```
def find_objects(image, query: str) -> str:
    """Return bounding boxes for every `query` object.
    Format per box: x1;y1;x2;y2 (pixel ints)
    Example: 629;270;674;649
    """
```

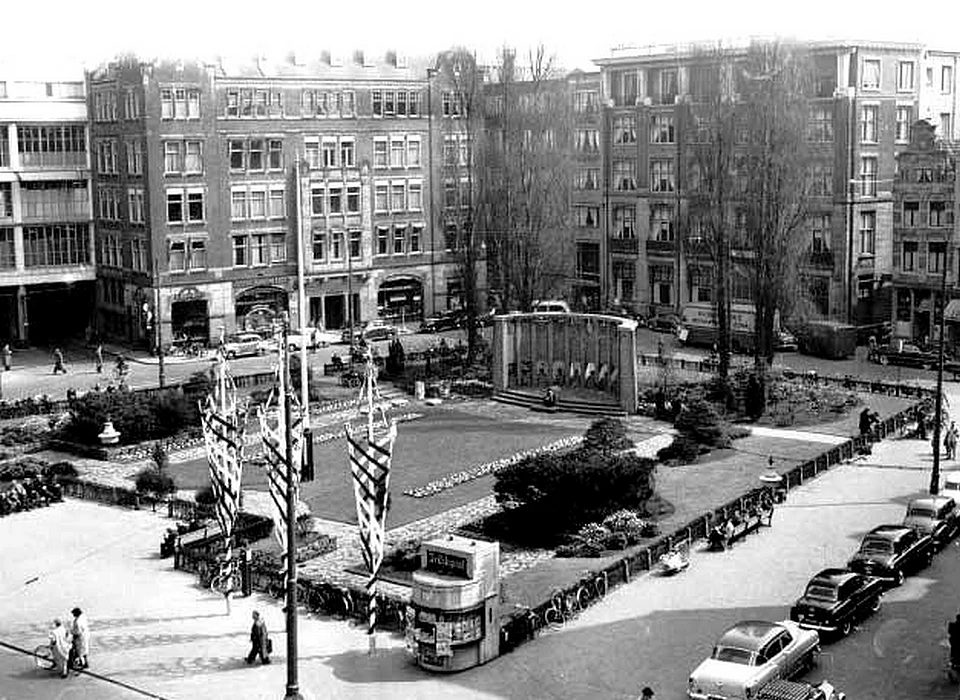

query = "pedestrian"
94;344;103;374
2;343;11;371
69;607;90;670
246;610;271;665
948;422;959;460
52;348;66;375
657;339;664;361
638;687;655;700
48;618;70;678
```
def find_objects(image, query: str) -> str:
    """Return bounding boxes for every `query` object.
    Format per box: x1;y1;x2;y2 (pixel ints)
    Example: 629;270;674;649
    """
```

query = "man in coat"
246;610;270;664
48;619;70;678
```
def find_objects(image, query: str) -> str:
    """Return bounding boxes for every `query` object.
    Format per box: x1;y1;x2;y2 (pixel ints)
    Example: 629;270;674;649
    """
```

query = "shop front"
235;285;289;335
377;276;424;325
170;287;209;343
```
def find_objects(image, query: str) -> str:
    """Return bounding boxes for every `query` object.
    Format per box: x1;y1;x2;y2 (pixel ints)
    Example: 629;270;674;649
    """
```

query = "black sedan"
789;568;884;638
867;342;937;368
419;311;465;333
847;524;934;586
646;313;680;334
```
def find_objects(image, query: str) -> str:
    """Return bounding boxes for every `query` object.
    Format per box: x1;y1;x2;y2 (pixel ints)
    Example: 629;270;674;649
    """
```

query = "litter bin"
241;548;252;597
414;380;426;400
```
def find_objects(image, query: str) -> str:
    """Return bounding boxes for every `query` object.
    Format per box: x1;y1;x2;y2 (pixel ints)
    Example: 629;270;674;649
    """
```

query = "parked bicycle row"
0;474;63;517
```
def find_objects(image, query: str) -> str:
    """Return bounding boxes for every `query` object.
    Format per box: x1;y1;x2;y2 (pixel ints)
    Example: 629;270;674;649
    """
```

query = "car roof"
868;524;912;539
718;621;783;650
809;567;858;586
908;495;954;509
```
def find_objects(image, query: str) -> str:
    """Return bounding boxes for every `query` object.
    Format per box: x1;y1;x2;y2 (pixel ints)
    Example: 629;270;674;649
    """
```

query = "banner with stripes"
201;358;246;547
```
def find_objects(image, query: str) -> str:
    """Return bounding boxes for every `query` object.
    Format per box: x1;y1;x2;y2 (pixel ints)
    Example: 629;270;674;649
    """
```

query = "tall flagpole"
282;318;303;700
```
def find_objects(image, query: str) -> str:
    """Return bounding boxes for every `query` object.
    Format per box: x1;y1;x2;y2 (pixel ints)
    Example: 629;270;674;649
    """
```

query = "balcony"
19;152;86;169
609;237;639;255
646;239;676;254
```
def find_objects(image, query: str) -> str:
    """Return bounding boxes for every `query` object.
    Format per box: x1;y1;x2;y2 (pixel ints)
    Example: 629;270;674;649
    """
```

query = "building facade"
891;120;958;342
588;40;929;326
87;53;463;348
0;71;94;346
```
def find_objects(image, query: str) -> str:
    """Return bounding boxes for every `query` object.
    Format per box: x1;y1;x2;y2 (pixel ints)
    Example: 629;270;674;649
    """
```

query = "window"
929;242;946;273
164;142;182;174
574;90;600;113
271;234;286;263
168;240;186;271
161;87;201;119
125;139;143;175
896;106;912;142
340;138;355;167
312;231;326;261
232;190;247;220
941;113;952;138
124;88;141;120
331;231;343;260
927;67;935;87
251;234;267;265
97;139;119;175
167;191;183;223
930;200;952;227
613;116;636;144
248;139;264;171
249;190;266;219
575;129;600;153
859;156;878;196
613;160;637;191
575;205;600;228
267;139;282;170
903;200;920;226
575;167;600;191
328;185;342;214
652;204;674;241
346;185;360;214
18;126;85;168
860;105;878;142
443;181;457;209
185;140;202;173
808;107;834;142
0;184;11;218
391;183;405;211
229;140;245;170
97;188;121;221
269;188;285;218
127;188;145;224
310;186;324;216
688;266;712;303
862;59;881;89
859;211;876;255
187;190;205;222
374;183;388;212
374;139;388;168
190;239;206;270
372;90;383;117
390;138;405;168
442;91;464;117
410;224;422;252
408;182;422;210
376;226;389;255
943;65;954;93
810;214;830;252
305;139;320;168
232;236;247;266
810;163;833;196
407;137;422;167
902;241;918;271
898;61;915;91
22;223;90;267
409;90;421;117
649;265;672;304
613;205;635;239
393;226;405;254
651;160;675;192
322;139;337;168
650;115;674;144
384;90;396;117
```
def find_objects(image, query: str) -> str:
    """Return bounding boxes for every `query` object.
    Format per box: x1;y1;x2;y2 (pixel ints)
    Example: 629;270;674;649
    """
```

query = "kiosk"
409;535;500;672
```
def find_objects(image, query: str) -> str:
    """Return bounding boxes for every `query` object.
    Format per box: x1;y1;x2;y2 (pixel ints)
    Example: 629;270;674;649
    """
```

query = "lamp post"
931;250;950;495
426;66;438;318
294;158;312;479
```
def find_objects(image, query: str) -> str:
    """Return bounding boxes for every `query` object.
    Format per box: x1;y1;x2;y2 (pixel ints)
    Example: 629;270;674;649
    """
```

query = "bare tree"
482;45;572;311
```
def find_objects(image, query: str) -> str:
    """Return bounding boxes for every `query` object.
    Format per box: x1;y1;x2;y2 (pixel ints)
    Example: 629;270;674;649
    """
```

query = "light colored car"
283;328;328;352
532;299;571;314
902;495;959;548
943;472;960;498
222;332;268;359
688;620;820;700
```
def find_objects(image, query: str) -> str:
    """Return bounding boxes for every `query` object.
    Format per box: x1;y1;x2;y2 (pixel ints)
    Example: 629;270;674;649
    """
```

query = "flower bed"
403;435;584;499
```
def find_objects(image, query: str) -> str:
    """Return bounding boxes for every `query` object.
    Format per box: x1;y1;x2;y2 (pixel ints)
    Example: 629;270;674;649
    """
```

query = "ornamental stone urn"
98;419;121;445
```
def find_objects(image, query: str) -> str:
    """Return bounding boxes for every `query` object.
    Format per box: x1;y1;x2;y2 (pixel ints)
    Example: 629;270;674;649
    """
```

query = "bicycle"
32;643;55;671
575;570;609;611
542;588;579;629
210;560;242;595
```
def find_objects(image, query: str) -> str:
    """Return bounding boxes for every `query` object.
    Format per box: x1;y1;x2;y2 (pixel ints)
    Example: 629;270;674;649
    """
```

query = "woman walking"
70;607;90;670
48;619;70;678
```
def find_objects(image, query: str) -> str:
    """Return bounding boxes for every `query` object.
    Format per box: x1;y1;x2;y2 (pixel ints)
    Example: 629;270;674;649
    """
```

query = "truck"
794;321;857;360
677;302;769;354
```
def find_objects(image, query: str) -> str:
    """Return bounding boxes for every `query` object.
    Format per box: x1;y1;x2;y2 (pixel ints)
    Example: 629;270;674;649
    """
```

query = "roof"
908;495;954;508
869;524;911;539
810;568;857;585
718;621;782;651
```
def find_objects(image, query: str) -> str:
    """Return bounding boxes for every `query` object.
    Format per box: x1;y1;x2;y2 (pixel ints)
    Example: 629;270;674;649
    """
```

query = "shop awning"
945;299;960;322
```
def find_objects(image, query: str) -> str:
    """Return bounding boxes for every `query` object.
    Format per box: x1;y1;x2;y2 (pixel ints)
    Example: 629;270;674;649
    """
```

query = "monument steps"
492;388;627;417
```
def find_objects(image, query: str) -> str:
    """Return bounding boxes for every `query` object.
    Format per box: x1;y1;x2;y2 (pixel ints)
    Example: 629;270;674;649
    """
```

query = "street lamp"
931;248;951;495
294;158;312;481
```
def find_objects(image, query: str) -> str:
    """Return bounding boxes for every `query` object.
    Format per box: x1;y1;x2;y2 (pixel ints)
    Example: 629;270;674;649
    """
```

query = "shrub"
657;435;704;463
59;388;199;445
46;461;78;479
151;441;169;473
582;418;634;456
134;468;177;500
675;399;728;448
602;531;629;550
576;522;610;545
555;540;603;558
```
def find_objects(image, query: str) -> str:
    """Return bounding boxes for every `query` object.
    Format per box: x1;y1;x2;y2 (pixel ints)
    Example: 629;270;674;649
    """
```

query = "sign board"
425;550;469;579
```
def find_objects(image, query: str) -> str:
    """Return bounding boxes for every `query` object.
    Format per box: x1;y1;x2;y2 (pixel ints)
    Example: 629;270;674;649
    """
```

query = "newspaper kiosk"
409;535;500;672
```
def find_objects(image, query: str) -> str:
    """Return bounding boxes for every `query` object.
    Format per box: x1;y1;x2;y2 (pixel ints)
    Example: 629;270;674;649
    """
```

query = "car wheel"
870;595;881;613
226;351;236;360
257;347;265;356
839;620;852;637
879;355;889;365
894;569;905;586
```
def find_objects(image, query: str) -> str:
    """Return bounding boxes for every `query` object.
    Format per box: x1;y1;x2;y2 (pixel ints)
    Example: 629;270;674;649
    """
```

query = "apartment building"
87;53;460;348
0;70;94;346
919;50;959;142
590;40;925;325
569;71;604;311
891;119;958;342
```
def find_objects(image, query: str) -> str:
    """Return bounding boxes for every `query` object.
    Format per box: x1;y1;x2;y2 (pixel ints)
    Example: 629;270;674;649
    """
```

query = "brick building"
87;53;463;348
0;69;94;346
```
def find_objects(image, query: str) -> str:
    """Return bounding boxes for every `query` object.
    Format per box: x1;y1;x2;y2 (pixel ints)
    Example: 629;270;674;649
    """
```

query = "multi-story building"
919;50;960;142
590;40;926;325
0;69;94;346
87;53;462;347
891;119;958;342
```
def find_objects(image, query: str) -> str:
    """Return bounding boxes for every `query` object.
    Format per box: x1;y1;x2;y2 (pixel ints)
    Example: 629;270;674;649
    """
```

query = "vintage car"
687;620;820;700
847;524;934;585
867;342;937;368
775;330;799;352
419;310;466;333
221;332;268;359
902;495;960;548
755;679;846;700
647;312;681;334
789;568;884;638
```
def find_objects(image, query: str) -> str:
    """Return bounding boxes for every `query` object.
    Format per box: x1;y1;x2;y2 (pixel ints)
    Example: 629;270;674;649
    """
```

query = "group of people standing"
47;607;90;678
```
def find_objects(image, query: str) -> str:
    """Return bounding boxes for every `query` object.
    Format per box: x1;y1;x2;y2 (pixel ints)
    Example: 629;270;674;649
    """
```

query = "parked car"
902;495;960;549
775;330;799;352
532;299;571;314
847;524;934;585
647;313;681;334
362;322;399;342
755;679;846;700
222;332;268;359
420;311;465;333
789;568;884;638
943;471;960;498
687;620;820;700
867;341;937;368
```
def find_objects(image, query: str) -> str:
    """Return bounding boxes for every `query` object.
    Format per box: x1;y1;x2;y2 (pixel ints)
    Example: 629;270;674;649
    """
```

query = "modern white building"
0;67;94;346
